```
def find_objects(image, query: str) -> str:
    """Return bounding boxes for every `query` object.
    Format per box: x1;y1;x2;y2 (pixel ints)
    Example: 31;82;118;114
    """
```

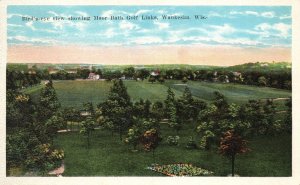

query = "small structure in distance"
88;73;100;80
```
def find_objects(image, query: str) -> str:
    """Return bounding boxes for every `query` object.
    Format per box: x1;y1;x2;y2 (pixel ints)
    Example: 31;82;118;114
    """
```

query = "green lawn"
54;123;291;176
24;80;291;109
20;80;292;176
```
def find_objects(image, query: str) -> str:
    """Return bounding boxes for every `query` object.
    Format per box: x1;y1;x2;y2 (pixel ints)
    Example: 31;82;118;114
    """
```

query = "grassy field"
54;123;291;176
19;80;292;176
24;80;291;109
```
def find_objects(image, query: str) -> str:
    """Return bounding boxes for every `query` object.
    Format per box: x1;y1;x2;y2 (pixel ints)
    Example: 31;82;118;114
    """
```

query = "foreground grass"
25;80;291;108
54;123;291;176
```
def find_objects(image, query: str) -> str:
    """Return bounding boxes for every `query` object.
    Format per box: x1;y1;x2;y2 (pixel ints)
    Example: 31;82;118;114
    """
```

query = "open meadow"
24;80;291;109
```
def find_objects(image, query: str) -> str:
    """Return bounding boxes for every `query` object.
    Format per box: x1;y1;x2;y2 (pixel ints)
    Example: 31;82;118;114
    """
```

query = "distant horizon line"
7;61;291;67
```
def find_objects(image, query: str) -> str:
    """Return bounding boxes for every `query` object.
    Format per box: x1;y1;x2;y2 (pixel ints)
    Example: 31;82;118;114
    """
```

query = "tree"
148;76;156;84
218;75;228;83
158;76;165;84
125;125;141;151
63;107;81;131
191;99;207;120
212;91;229;120
176;86;194;121
144;99;151;118
6;128;64;173
182;77;188;83
77;68;90;79
100;79;132;140
140;128;162;162
123;67;135;79
45;114;64;144
96;69;103;77
151;101;164;122
197;102;251;150
242;100;265;135
6;91;35;128
168;101;181;134
80;116;96;148
196;121;216;150
135;69;150;81
219;130;249;176
133;99;145;118
83;102;95;116
38;80;61;121
284;97;292;133
263;99;276;134
164;87;176;119
258;76;267;86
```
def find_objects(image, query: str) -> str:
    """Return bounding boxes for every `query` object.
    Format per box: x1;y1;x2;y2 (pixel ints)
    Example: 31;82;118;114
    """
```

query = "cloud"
25;21;36;31
8;23;23;28
103;28;117;38
255;23;291;38
46;10;88;31
8;35;59;45
157;10;167;14
207;11;225;17
209;24;236;35
135;10;152;16
244;11;259;16
119;20;139;30
169;35;262;47
48;11;59;16
212;36;262;46
279;15;291;20
261;12;275;18
153;21;169;30
73;22;87;31
272;23;291;38
230;11;276;18
24;21;59;33
8;13;31;19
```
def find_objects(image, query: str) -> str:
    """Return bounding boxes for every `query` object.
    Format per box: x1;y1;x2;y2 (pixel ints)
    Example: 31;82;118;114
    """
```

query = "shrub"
25;143;64;171
166;136;180;146
125;126;141;150
186;136;197;149
7;129;64;173
182;77;188;83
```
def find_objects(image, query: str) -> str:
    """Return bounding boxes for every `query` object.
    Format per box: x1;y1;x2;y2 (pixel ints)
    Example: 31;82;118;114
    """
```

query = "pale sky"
7;6;291;66
8;45;290;66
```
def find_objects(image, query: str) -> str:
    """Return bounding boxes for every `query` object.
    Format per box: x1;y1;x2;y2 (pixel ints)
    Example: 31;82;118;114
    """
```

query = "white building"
88;73;100;80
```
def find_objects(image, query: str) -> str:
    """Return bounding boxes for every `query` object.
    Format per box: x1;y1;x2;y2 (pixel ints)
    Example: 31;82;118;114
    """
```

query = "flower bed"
147;163;213;176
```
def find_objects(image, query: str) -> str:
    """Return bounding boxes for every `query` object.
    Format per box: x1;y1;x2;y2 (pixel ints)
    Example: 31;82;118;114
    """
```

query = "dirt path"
48;161;65;176
261;98;290;101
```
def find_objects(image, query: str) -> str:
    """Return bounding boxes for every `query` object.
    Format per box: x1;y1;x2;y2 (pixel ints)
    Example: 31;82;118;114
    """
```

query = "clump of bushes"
7;129;64;174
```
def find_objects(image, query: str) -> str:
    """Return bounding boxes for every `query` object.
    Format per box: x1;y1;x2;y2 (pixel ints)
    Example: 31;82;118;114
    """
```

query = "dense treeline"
7;62;291;90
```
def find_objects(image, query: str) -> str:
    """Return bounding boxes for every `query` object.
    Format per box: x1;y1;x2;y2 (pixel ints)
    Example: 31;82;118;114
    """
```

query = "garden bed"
147;163;213;176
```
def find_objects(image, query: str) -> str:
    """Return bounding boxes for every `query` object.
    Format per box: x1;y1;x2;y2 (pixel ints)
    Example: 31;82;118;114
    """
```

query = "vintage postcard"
1;0;300;185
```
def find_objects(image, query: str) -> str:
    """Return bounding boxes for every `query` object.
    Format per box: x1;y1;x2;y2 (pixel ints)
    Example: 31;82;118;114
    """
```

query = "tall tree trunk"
231;154;235;177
